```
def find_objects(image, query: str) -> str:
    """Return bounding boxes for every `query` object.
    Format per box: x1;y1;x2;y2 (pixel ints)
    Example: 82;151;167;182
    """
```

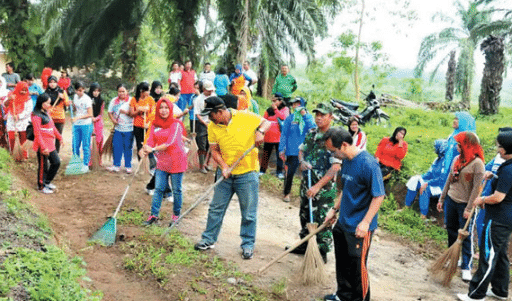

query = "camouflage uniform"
298;128;340;255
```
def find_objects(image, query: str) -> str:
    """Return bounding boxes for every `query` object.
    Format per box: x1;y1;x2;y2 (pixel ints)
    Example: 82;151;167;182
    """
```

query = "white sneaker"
39;187;54;194
45;183;56;190
487;288;507;300
462;269;472;282
457;293;485;301
81;165;90;173
126;167;133;174
145;188;154;196
107;166;120;172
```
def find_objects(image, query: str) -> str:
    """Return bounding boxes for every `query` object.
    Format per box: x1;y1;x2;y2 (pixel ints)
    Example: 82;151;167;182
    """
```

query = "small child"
71;81;93;173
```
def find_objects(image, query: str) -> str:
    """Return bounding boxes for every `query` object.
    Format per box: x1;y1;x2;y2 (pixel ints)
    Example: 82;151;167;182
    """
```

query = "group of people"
2;60;512;301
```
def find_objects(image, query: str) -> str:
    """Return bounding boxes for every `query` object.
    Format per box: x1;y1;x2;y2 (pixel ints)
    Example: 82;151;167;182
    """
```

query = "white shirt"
193;93;216;123
169;71;182;88
243;69;257;92
108;97;133;132
199;71;216;83
73;93;92;125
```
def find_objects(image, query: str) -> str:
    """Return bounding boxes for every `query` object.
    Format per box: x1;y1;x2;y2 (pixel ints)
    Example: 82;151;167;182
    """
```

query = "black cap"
200;96;226;116
274;92;284;99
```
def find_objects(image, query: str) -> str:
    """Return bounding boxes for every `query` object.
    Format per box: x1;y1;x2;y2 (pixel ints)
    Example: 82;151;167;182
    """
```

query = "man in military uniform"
290;102;341;262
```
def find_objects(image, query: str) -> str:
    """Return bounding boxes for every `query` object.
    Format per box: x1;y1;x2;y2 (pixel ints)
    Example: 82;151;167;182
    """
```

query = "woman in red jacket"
32;93;63;194
375;126;408;181
260;93;289;178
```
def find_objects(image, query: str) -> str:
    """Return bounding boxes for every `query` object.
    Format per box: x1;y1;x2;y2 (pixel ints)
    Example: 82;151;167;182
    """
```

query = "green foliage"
0;246;102;300
0;149;12;193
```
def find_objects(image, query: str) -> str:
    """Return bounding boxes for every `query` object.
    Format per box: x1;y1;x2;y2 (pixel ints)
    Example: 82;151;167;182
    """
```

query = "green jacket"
272;74;297;98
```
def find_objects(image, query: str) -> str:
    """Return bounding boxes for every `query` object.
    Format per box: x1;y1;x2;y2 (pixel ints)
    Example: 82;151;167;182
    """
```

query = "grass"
0;148;102;300
120;226;275;300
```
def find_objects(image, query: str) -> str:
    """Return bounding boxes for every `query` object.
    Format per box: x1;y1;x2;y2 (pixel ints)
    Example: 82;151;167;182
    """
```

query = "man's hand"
306;184;321;198
279;151;286;162
419;183;428;195
437;200;444;212
300;160;312;171
355;220;369;238
255;131;264;147
484;171;494;180
324;209;338;226
474;196;485;208
221;166;231;179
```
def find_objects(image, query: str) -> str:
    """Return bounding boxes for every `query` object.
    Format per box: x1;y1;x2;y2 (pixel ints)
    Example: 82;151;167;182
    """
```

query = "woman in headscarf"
437;131;485;282
237;86;258;113
405;139;447;219
31;93;63;194
229;64;251;96
129;82;155;162
45;75;69;152
150;81;163;102
375;126;408;181
444;111;476;176
4;81;32;160
88;82;104;164
140;97;187;225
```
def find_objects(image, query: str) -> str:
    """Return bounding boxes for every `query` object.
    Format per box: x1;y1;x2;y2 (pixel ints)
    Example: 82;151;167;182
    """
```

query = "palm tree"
414;0;511;107
445;50;457;101
478;35;505;114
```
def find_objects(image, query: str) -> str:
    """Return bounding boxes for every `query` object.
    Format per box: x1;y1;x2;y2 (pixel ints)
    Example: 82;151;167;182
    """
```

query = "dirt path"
14;123;471;301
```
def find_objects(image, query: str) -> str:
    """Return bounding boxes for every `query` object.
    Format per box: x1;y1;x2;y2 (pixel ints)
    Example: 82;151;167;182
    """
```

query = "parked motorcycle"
330;88;390;126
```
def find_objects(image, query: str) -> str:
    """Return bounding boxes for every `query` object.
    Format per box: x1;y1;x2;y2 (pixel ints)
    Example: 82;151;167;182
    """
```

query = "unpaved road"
13;123;472;301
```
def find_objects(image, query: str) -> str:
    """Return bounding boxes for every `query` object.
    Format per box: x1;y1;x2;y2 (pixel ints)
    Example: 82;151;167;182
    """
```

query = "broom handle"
112;158;144;218
308;169;313;223
460;179;487;232
258;221;330;274
164;144;256;233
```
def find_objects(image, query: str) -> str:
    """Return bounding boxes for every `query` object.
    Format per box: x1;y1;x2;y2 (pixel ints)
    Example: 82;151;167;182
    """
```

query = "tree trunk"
237;0;250;64
354;0;365;102
445;50;456;101
478;35;505;115
121;26;141;84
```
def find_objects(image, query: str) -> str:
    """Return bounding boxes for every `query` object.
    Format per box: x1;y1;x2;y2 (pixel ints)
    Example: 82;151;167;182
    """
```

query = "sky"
298;0;510;74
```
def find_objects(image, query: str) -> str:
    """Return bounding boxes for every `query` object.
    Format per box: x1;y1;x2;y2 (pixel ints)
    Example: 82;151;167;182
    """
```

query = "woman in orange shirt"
129;82;155;161
375;126;408;181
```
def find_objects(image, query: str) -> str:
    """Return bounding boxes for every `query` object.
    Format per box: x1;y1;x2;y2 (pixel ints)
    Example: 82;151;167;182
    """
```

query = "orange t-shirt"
129;96;155;128
49;92;71;123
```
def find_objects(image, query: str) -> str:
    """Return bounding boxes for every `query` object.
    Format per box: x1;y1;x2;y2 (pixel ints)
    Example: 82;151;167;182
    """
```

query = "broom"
139;111;150;174
258;220;330;275
102;127;115;161
164;144;256;234
89;158;144;246
11;102;23;161
429;181;486;286
187;118;199;169
298;169;327;285
90;133;101;170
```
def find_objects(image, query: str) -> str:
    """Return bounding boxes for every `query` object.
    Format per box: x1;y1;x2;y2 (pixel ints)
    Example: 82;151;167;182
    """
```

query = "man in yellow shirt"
194;97;270;259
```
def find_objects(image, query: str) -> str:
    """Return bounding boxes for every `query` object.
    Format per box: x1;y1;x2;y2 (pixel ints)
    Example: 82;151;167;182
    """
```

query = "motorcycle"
330;88;390;126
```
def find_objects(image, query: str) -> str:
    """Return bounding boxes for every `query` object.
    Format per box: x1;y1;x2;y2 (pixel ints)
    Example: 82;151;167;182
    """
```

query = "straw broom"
90;133;101;170
11;101;23;161
430;182;485;286
298;169;327;285
102;127;115;161
187;118;199;169
139;111;150;174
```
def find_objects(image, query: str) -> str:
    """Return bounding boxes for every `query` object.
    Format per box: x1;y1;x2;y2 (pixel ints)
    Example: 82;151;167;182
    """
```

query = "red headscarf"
452;132;484;178
41;67;53;90
8;82;31;115
152;97;186;135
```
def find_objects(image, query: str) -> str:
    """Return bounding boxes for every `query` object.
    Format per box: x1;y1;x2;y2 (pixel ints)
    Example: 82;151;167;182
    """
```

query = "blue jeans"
178;93;193;111
72;124;93;166
151;170;183;217
445;195;473;270
405;182;433;216
201;171;259;249
113;130;133;168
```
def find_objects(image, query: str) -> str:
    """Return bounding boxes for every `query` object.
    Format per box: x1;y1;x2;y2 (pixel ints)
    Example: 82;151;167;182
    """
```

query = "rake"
89;160;144;246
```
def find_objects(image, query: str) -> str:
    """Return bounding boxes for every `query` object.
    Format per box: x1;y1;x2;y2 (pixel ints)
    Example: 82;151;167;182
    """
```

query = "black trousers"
333;223;372;301
283;155;299;195
54;123;64;153
260;142;283;174
37;150;60;190
468;219;512;299
133;126;145;160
